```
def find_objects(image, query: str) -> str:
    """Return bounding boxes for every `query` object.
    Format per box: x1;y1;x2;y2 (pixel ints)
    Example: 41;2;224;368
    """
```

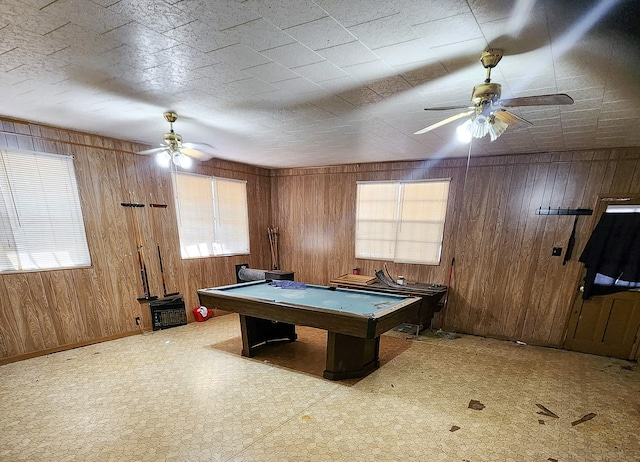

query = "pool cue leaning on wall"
149;202;179;298
121;198;157;301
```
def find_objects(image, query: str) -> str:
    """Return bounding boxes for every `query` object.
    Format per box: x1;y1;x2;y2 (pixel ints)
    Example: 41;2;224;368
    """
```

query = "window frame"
355;178;451;265
172;171;250;259
0;148;91;273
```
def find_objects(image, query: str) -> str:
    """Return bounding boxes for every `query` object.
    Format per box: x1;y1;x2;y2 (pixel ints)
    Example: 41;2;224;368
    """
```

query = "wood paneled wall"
2;114;639;364
271;148;640;348
0;118;272;364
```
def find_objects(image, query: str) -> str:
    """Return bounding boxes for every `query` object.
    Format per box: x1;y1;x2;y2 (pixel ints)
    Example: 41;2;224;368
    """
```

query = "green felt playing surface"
206;281;412;317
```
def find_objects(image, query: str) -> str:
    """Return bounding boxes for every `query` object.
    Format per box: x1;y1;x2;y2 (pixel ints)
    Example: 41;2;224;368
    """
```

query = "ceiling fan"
138;111;217;168
414;49;574;142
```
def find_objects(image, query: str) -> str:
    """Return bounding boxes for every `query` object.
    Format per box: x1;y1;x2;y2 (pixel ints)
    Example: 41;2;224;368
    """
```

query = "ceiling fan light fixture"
471;115;490;139
487;115;508;141
156;150;172;167
457;113;508;143
172;151;192;169
456;119;473;143
179;153;192;169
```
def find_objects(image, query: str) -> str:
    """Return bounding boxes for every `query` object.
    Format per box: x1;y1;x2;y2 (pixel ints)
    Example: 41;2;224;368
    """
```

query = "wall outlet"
135;317;140;325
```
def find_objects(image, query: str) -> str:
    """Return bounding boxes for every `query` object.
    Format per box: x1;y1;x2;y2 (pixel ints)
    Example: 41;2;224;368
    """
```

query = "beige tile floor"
1;313;639;462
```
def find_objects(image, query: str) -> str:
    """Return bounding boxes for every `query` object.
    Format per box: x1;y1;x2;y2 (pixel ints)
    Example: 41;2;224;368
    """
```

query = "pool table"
197;280;421;380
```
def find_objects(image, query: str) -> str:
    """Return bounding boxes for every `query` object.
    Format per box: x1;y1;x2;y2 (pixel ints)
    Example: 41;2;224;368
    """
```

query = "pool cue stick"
149;200;178;297
123;196;157;301
268;227;273;267
268;226;278;270
133;205;155;301
157;244;179;297
121;201;148;298
267;228;272;266
274;226;279;270
270;226;279;270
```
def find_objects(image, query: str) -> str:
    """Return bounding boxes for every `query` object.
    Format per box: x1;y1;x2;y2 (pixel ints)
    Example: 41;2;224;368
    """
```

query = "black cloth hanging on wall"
579;213;640;299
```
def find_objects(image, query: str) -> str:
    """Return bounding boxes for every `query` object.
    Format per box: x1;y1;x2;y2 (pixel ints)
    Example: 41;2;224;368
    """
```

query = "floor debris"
536;404;559;418
571;412;596;426
468;400;485;410
450;425;460;432
435;329;462;339
538;419;545;425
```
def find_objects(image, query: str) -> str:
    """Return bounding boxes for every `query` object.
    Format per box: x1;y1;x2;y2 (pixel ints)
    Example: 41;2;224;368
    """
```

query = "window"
0;149;91;272
173;172;250;258
355;179;450;265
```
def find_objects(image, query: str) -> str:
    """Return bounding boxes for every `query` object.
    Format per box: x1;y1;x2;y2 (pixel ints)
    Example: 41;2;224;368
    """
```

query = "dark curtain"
579;213;640;299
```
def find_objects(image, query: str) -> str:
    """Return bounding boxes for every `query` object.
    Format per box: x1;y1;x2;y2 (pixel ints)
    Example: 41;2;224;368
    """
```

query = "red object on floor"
192;306;213;322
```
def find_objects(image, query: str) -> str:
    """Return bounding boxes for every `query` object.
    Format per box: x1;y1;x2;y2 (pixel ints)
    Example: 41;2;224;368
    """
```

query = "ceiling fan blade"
181;147;216;161
423;105;473;111
499;94;574;107
414;110;475;135
182;141;216;152
493;109;532;127
138;147;168;156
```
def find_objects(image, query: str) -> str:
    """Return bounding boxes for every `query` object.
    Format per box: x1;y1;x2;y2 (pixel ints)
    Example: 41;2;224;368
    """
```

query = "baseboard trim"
0;330;142;366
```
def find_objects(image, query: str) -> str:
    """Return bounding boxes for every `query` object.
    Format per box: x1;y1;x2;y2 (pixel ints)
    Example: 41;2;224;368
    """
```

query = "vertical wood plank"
3;273;45;353
0;278;21;357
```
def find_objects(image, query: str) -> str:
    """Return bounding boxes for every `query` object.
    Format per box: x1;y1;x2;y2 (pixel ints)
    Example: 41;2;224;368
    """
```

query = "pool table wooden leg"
239;314;297;357
323;332;380;380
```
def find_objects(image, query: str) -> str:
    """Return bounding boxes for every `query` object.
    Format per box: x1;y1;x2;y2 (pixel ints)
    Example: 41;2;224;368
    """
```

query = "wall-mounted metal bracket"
536;207;593;216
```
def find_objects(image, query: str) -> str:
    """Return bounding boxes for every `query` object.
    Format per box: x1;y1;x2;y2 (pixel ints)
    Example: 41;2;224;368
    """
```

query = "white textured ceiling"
1;0;639;168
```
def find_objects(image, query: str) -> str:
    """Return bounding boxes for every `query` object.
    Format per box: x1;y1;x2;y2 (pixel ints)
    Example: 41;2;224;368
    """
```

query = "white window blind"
355;182;400;260
355;179;450;265
173;172;249;258
0;149;91;272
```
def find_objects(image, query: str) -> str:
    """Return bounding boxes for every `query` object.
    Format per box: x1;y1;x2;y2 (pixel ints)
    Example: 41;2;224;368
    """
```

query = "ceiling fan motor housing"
163;131;182;150
472;82;502;107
